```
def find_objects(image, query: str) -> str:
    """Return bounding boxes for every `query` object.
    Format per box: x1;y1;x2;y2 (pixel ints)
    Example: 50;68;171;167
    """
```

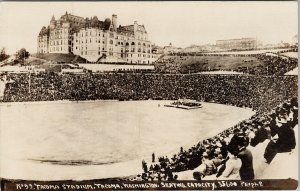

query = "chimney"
134;21;138;35
112;14;117;31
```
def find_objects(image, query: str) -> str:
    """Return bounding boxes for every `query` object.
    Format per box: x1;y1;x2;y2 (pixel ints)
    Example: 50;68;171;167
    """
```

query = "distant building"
38;12;158;64
183;44;216;53
152;45;164;59
163;43;182;54
292;35;298;46
216;38;262;51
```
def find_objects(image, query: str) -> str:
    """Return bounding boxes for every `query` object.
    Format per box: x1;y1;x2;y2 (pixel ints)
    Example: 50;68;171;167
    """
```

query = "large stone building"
216;38;262;51
37;12;158;64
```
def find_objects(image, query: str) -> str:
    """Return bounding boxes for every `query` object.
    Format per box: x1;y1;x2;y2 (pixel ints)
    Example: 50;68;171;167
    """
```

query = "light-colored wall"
72;27;155;64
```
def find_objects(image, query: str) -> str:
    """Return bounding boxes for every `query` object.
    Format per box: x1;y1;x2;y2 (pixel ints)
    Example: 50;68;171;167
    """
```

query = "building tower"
112;14;117;32
50;15;56;29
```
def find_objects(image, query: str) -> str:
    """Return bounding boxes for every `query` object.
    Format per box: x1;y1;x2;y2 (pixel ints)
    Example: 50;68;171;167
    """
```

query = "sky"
0;1;298;54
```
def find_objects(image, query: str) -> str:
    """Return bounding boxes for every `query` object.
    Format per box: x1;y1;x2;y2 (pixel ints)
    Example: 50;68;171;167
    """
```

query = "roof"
217;38;256;42
117;23;147;35
38;26;50;36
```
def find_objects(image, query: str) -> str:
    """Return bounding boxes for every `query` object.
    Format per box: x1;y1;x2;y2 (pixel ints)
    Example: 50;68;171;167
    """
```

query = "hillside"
154;55;264;73
32;53;90;63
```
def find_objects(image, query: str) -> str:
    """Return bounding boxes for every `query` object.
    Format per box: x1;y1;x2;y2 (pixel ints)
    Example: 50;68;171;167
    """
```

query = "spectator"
193;152;216;179
264;108;296;164
238;146;254;180
217;145;242;180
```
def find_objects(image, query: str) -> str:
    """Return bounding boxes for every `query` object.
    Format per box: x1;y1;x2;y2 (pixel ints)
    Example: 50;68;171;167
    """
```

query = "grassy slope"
32;53;89;63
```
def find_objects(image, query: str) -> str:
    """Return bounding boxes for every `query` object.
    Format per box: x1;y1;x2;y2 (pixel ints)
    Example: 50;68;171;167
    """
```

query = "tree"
0;48;10;62
142;160;148;173
16;48;30;61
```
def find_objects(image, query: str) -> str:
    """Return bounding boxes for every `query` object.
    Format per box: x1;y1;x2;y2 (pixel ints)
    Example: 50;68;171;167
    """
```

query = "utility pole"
28;71;31;93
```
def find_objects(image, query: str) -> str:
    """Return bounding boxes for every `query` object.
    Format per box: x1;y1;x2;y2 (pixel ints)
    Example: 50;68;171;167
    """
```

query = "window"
131;42;135;45
109;40;113;44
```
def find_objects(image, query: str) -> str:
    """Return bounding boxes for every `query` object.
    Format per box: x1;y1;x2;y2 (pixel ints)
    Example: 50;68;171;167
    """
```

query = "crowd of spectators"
1;73;297;114
237;54;298;75
155;52;298;75
0;69;297;181
135;97;297;181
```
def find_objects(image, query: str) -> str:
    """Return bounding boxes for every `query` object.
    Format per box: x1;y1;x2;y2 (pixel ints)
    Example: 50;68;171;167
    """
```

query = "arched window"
138;42;141;46
131;42;135;45
126;42;129;46
109;40;113;44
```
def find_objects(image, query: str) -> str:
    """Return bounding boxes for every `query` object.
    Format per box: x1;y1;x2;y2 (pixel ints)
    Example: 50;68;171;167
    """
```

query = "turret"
50;15;56;29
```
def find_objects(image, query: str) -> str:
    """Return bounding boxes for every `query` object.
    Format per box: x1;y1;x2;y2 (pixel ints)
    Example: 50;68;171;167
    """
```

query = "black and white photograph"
0;1;298;190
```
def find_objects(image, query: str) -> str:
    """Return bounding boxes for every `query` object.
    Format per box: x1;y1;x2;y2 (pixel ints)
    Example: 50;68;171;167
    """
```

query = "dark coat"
238;148;254;180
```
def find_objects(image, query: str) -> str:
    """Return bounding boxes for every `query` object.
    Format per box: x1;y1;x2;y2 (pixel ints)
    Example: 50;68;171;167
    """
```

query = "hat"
237;129;244;135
